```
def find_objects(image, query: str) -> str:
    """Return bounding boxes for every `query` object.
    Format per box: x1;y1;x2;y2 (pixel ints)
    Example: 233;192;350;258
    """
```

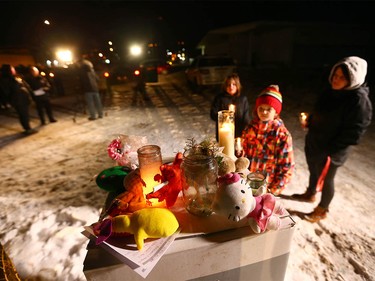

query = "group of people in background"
210;56;372;223
0;64;57;135
0;54;105;135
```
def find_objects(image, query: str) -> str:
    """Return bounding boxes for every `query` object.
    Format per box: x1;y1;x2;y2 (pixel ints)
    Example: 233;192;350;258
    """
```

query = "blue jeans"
84;92;103;118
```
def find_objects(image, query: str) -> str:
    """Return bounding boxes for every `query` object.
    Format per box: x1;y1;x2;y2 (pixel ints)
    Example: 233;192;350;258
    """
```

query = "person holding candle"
241;85;294;196
291;56;372;222
210;73;251;140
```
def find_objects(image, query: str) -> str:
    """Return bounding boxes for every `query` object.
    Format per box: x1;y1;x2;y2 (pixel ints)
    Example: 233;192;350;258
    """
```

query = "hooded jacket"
306;56;372;165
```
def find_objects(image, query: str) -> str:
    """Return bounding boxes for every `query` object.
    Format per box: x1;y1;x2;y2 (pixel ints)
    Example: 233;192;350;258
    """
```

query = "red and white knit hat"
255;85;283;114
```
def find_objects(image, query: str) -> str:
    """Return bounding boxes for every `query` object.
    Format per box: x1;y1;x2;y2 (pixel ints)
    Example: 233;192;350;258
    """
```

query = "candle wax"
219;123;235;158
139;162;161;195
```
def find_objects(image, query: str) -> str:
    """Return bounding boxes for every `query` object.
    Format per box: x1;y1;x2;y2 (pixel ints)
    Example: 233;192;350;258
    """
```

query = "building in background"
197;21;375;70
0;48;36;67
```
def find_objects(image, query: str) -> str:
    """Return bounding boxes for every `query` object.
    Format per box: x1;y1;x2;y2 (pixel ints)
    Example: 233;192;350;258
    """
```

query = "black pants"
305;147;339;209
34;94;54;123
14;102;31;131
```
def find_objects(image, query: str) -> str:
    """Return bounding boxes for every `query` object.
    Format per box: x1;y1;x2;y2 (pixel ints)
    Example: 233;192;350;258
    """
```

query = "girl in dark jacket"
292;56;372;222
210;73;251;139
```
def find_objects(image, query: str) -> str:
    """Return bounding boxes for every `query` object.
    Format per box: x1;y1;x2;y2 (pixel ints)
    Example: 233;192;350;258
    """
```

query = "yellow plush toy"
93;207;179;250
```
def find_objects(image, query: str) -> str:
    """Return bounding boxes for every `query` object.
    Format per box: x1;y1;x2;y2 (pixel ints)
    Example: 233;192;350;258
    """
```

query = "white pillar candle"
218;110;235;160
219;123;235;158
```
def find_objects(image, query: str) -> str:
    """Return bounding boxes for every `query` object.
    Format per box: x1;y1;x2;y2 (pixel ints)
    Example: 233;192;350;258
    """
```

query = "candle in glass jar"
137;145;162;195
218;110;235;160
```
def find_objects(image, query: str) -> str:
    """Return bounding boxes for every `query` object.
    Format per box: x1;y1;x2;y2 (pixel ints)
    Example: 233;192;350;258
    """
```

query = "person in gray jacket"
77;56;103;120
292;56;372;222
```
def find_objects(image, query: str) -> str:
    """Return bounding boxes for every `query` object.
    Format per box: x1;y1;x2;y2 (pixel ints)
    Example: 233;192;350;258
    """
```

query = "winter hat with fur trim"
329;56;367;90
255;85;283;114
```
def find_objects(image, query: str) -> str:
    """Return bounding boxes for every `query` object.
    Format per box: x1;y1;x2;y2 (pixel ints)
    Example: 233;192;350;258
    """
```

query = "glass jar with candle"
181;151;218;216
218;110;235;160
137;145;162;195
247;172;267;196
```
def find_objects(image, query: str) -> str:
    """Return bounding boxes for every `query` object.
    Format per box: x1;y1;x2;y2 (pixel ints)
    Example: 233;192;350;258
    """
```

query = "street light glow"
130;45;142;56
56;49;73;65
44;20;50;25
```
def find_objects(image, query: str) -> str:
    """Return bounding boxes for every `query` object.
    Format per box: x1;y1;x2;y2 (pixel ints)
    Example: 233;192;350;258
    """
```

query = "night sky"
1;1;374;54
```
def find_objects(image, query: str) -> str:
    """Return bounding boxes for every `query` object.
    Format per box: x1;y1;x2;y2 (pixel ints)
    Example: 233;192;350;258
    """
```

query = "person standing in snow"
292;56;373;222
0;64;38;135
24;66;57;125
241;85;295;196
77;55;104;121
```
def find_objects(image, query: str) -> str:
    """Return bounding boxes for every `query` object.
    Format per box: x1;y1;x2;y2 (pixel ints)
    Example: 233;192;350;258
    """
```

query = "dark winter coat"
78;60;99;93
305;85;372;165
210;92;251;138
0;76;32;108
24;75;51;99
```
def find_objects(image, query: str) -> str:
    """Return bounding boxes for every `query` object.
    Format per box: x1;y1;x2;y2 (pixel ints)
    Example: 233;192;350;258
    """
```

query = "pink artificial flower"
107;138;123;160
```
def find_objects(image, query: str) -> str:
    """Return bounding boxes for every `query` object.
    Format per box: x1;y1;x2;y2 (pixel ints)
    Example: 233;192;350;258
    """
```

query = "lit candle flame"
229;104;235;112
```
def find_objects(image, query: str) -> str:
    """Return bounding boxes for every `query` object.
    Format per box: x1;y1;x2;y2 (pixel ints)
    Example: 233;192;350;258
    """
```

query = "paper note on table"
83;226;181;278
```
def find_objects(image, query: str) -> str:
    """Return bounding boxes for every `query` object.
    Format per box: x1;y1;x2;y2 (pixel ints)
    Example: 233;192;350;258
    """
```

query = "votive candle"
137;145;162;196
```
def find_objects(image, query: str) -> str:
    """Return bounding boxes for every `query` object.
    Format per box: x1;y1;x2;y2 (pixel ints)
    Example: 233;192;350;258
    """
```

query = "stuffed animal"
93;207;179;250
218;156;250;178
213;172;285;234
95;166;132;193
234;157;267;196
217;153;236;176
212;172;255;221
235;157;250;179
101;168;149;219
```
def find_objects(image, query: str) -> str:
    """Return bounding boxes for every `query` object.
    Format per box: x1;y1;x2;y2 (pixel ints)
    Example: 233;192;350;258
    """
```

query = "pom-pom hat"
255;85;283;114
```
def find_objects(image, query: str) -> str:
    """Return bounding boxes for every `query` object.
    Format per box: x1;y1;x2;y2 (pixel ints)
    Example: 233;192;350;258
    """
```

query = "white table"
83;195;295;281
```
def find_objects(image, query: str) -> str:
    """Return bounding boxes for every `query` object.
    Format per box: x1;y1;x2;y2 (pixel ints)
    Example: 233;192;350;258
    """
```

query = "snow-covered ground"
0;71;374;281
